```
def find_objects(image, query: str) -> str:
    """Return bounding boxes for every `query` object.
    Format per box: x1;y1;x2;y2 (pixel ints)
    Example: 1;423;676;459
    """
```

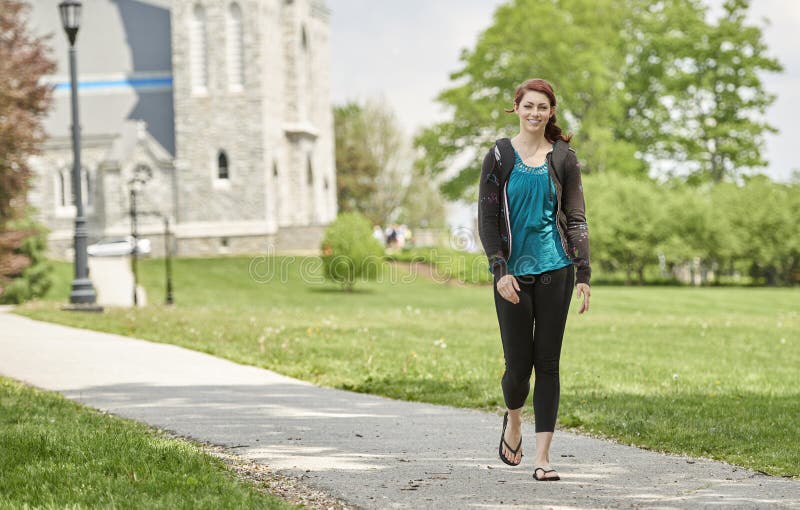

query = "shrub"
321;212;384;290
0;218;52;304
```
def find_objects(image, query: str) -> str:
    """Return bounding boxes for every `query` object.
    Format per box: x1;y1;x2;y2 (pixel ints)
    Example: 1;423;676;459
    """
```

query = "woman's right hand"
496;274;520;304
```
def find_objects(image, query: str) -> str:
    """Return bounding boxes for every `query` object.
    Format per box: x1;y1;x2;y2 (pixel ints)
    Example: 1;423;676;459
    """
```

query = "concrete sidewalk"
1;310;797;509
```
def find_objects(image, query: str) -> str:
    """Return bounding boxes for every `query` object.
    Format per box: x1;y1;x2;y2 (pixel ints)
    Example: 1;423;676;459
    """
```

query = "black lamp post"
163;216;174;305
60;0;99;308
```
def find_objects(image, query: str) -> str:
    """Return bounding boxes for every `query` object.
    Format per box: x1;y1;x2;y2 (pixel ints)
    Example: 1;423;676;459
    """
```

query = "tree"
334;103;380;216
584;173;668;284
0;0;55;302
0;0;54;220
711;176;798;285
393;171;447;230
658;181;737;285
333;99;412;226
622;0;782;183
414;0;650;202
415;0;782;199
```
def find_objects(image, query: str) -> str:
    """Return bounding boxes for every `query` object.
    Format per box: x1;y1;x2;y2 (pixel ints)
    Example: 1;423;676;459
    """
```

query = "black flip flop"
533;467;560;481
498;411;523;466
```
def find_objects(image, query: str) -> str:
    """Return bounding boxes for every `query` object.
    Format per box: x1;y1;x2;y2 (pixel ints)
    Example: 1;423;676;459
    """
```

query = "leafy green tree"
393;172;447;230
584;173;668;284
582;171;798;286
658;181;739;284
624;0;782;183
416;0;782;199
334;99;411;226
711;176;797;285
617;0;707;167
415;0;647;201
334;103;380;216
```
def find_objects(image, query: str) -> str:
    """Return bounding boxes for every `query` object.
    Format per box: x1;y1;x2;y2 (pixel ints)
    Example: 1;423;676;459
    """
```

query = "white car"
87;236;151;257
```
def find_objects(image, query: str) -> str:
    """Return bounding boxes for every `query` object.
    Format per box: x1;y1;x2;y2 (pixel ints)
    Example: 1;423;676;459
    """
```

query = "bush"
321;212;384;290
0;218;52;304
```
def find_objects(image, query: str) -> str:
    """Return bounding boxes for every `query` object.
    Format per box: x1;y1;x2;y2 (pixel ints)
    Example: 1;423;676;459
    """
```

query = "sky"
327;0;800;183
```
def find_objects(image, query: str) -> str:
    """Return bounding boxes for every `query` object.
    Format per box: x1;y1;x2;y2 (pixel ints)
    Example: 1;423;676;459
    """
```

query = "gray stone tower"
170;0;337;253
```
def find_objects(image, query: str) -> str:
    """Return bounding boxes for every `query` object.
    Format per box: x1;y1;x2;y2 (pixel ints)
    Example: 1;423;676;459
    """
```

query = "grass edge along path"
0;377;351;509
18;256;800;479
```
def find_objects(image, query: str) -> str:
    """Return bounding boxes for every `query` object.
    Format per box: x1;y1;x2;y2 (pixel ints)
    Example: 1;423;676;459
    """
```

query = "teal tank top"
505;149;573;276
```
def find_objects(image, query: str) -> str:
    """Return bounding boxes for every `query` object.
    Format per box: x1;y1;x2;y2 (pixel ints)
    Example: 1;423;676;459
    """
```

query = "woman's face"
514;90;553;136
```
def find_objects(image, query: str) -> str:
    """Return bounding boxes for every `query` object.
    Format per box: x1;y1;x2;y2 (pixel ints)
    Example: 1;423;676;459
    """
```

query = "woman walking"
477;78;591;481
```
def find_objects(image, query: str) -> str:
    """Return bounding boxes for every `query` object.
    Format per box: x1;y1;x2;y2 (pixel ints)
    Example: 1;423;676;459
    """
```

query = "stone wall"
275;225;325;253
171;0;268;225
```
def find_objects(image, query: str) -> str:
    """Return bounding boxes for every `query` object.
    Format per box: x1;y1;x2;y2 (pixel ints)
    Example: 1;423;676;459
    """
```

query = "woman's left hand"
576;283;591;314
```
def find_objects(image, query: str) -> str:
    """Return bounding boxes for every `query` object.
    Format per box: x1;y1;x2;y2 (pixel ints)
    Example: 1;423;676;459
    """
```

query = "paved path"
1;310;797;509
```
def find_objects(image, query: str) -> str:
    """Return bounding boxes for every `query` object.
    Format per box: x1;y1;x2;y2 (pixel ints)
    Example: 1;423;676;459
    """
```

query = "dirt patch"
389;260;488;287
193;440;359;510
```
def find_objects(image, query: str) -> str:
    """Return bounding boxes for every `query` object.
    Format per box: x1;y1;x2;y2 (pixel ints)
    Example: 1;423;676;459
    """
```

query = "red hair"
505;78;572;143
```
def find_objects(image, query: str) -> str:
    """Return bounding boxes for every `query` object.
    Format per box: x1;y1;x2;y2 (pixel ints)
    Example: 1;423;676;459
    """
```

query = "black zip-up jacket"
477;138;591;286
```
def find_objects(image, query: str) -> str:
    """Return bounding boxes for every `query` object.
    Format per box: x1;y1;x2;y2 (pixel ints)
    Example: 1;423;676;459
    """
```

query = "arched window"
57;170;67;207
298;24;311;119
218;150;229;179
306;154;313;185
84;168;92;207
226;3;244;91
190;4;208;93
272;161;278;178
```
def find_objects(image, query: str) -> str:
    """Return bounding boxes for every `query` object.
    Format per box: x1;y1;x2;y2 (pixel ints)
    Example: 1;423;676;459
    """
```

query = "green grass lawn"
0;377;295;509
20;256;800;478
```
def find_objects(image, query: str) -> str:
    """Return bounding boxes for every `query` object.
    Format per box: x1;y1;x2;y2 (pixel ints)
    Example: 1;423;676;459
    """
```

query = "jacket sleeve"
477;147;509;281
562;149;591;285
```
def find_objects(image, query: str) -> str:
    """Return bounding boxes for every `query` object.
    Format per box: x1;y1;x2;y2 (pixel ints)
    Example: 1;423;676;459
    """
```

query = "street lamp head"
58;0;82;46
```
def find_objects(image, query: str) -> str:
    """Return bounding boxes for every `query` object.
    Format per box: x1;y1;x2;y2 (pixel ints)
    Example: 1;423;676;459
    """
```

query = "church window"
57;170;67;207
299;24;311;120
218;151;230;180
226;3;244;91
306;154;313;185
190;4;208;93
273;161;278;177
84;167;92;207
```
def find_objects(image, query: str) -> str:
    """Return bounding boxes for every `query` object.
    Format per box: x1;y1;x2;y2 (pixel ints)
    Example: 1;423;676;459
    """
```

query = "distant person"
372;225;385;246
385;225;398;248
396;224;408;248
477;78;591;481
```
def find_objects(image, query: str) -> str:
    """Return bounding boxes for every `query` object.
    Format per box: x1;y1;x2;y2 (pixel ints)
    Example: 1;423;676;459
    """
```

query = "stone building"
26;0;337;258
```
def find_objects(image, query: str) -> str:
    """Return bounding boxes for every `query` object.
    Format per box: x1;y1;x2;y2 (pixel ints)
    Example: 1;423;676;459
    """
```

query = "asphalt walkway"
1;310;797;509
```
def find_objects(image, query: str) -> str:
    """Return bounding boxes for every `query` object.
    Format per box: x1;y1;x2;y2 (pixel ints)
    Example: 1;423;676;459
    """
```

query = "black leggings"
493;264;574;433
